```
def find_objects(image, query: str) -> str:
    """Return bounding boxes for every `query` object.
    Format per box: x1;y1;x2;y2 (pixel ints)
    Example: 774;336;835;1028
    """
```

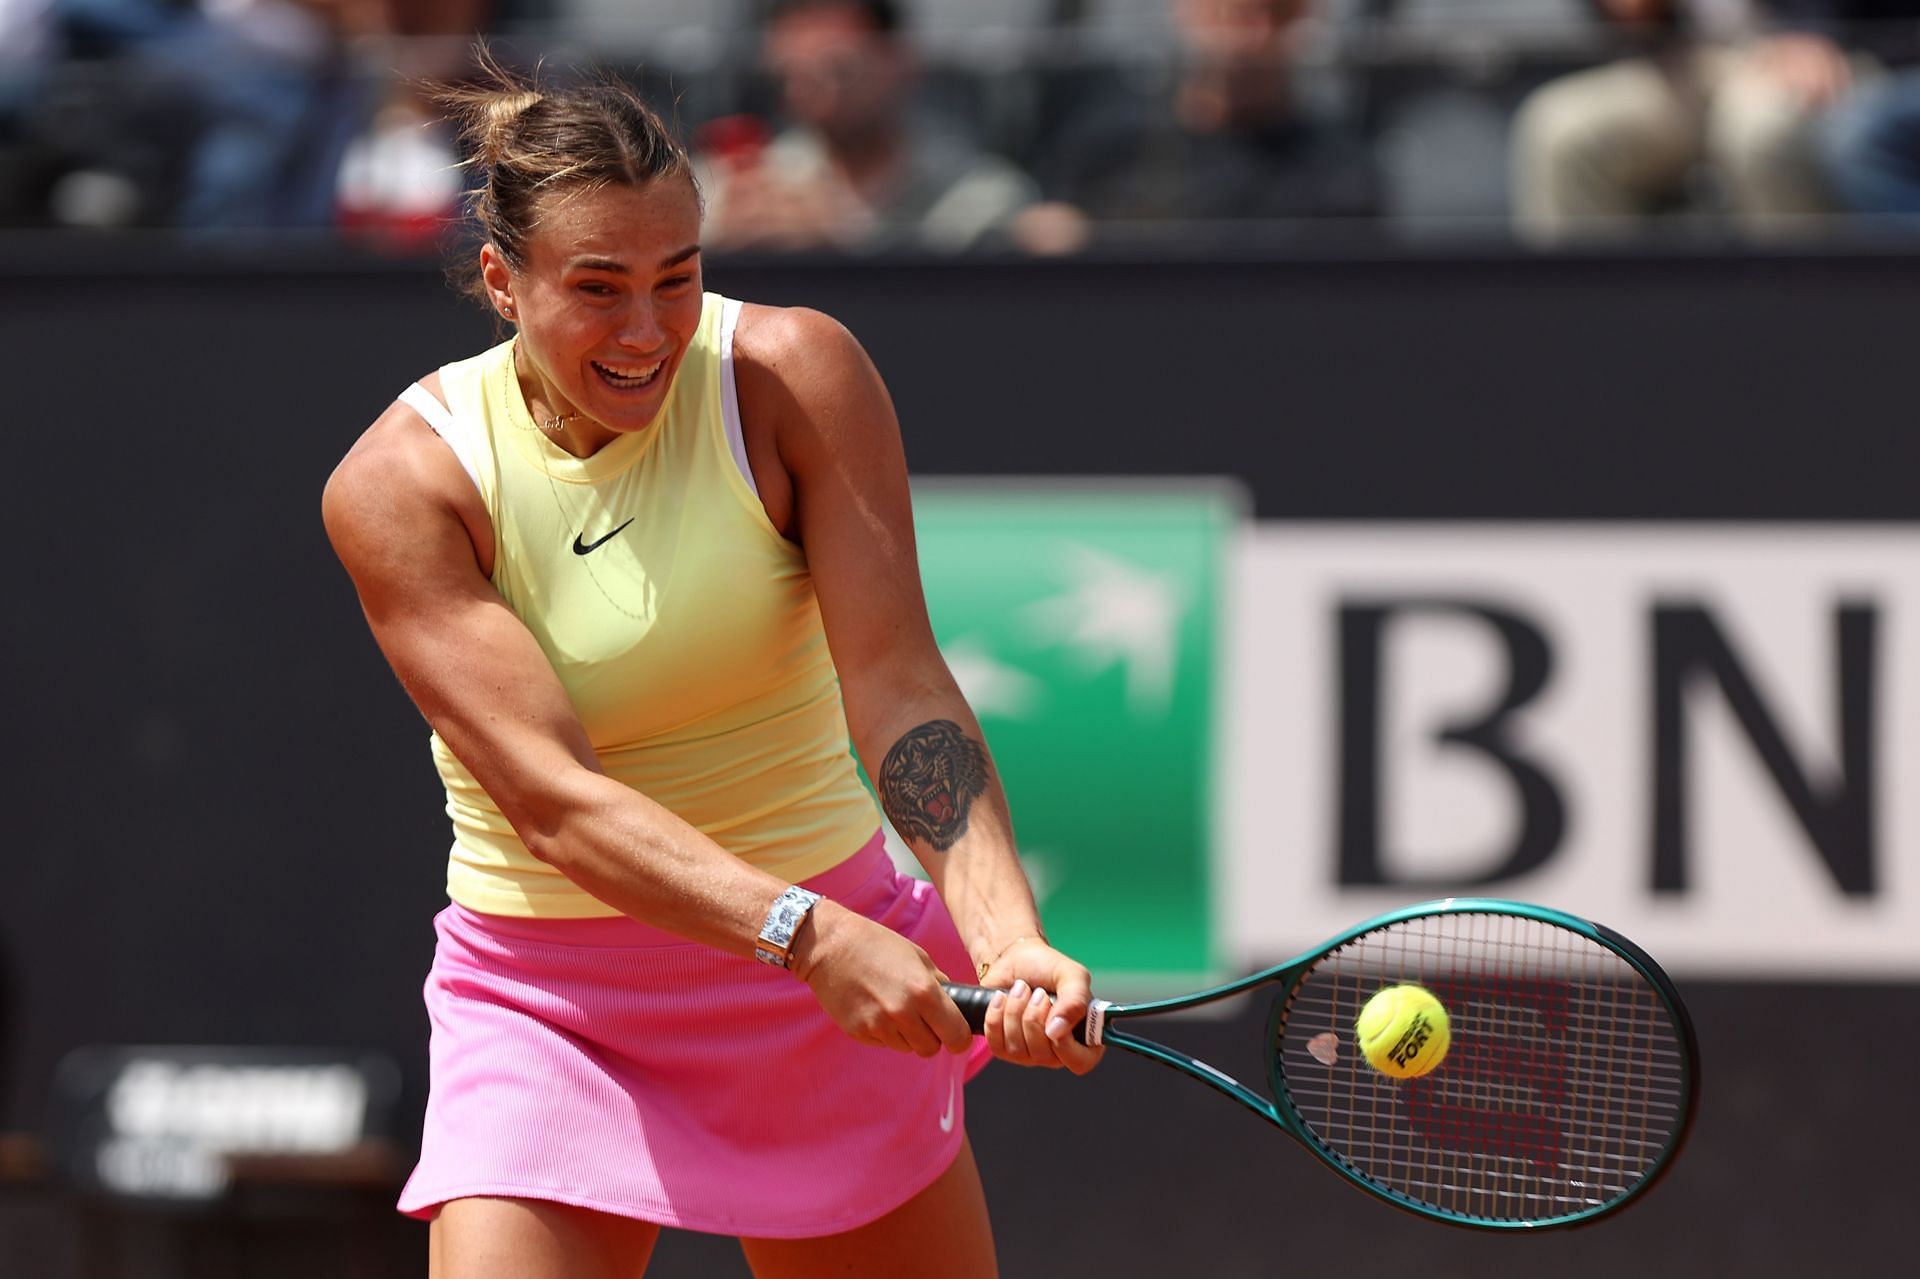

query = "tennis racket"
944;898;1698;1230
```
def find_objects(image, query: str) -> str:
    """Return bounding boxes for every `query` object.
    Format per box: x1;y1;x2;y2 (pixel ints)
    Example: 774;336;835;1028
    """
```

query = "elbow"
495;774;600;872
466;745;642;879
517;827;571;869
497;802;565;869
841;663;956;747
434;725;610;874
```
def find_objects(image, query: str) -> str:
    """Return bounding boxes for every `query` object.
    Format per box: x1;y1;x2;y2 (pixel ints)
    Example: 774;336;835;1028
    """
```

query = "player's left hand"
976;939;1104;1075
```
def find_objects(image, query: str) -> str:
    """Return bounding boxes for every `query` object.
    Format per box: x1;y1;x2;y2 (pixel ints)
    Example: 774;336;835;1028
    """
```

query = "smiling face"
480;175;705;456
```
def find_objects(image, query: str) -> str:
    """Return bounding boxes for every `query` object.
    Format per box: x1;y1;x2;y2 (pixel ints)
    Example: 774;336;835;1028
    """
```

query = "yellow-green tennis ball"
1354;984;1450;1079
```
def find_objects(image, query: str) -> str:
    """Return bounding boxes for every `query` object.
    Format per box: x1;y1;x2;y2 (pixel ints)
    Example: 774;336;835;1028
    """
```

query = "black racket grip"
942;983;1094;1045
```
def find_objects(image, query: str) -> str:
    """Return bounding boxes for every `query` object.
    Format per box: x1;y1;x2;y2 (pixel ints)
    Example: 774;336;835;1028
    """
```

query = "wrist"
972;930;1048;982
788;899;840;984
755;885;823;973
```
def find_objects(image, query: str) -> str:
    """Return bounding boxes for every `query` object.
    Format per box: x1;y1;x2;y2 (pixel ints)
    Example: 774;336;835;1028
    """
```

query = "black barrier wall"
2;247;1917;1276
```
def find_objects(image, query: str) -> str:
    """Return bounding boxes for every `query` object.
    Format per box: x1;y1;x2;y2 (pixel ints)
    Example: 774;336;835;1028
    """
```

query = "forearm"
857;696;1045;973
517;768;799;958
505;749;977;1057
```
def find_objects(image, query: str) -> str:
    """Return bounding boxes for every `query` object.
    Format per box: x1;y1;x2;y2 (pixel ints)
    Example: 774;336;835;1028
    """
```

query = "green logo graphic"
906;481;1240;989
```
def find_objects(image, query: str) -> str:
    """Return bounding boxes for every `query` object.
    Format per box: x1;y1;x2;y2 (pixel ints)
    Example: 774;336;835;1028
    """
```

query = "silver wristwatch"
755;886;823;969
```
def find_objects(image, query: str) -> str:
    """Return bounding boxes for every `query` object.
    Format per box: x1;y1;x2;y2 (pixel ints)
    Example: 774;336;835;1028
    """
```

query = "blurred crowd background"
2;0;1916;254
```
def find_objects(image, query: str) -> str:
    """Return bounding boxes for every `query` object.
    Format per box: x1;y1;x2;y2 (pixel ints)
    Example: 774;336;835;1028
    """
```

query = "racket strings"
1273;913;1689;1225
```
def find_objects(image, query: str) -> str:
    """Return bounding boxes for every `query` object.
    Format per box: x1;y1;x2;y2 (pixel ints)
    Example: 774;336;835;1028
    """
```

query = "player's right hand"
792;903;974;1059
976;938;1105;1076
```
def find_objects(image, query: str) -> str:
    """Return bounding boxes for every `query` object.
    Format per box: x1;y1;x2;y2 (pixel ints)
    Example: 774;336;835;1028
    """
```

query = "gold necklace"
493;339;655;621
509;337;579;435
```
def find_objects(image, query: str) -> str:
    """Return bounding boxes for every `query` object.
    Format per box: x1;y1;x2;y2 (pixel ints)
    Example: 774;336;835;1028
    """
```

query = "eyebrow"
570;245;702;274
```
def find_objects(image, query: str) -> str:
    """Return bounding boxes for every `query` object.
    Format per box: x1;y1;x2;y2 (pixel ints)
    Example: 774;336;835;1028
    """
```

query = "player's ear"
479;244;516;322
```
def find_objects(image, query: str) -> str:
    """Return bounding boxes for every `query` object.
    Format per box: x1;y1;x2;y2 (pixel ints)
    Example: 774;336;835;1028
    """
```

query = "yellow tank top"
412;293;881;917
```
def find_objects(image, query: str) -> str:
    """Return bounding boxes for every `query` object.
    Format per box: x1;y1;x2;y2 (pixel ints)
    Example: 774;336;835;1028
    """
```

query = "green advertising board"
905;481;1241;991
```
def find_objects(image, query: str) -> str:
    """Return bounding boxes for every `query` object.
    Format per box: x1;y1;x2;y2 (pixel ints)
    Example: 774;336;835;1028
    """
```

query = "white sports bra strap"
398;382;483;497
717;297;759;498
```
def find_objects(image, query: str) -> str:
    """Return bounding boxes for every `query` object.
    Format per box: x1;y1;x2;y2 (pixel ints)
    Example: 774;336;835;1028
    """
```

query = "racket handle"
942;982;1096;1046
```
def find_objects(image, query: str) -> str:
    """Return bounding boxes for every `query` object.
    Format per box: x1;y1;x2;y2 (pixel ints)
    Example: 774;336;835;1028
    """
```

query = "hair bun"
476;91;542;164
433;39;695;310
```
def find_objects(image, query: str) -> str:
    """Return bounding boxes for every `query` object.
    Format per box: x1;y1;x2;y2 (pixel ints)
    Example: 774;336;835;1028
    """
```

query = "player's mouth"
592;357;666;390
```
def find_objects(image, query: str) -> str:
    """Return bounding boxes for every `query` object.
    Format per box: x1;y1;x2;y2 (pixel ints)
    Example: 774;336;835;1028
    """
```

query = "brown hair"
438;46;697;304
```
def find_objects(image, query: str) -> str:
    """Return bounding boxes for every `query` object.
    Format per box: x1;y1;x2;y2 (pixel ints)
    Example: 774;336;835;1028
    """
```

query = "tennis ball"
1354;984;1450;1080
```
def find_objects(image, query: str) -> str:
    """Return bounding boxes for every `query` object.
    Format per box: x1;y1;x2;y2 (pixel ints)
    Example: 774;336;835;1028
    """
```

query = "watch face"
762;888;819;950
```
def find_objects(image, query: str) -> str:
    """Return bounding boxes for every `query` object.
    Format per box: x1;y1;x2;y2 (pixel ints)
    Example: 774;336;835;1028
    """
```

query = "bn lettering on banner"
1224;524;1919;979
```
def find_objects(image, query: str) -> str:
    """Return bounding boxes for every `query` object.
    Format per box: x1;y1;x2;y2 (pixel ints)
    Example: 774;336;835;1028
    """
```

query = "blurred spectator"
1018;0;1379;250
22;0;372;229
1818;65;1920;223
696;0;1042;253
1;0;59;110
11;1;481;234
0;0;63;221
331;4;493;250
1509;0;1910;242
332;83;466;249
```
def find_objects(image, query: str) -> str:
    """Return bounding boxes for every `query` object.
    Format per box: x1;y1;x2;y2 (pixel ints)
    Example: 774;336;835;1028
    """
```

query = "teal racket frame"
951;898;1700;1230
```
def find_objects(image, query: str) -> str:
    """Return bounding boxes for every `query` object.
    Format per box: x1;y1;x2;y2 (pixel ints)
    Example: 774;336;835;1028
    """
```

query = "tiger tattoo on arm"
878;719;990;852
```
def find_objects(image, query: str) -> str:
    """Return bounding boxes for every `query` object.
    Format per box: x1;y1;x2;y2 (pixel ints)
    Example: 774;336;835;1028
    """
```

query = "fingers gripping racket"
944;899;1698;1230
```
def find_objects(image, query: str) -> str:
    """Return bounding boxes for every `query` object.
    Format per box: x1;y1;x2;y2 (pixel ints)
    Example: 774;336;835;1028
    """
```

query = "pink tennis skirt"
397;831;992;1238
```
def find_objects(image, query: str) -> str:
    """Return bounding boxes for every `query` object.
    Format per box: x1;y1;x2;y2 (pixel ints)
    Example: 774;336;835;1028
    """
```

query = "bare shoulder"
732;303;893;447
325;373;444;519
733;303;864;373
733;303;883;393
321;370;484;574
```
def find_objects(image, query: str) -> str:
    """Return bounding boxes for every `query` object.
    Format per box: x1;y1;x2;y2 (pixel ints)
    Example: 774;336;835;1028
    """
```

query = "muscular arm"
319;394;804;959
734;307;1041;959
735;307;1098;1075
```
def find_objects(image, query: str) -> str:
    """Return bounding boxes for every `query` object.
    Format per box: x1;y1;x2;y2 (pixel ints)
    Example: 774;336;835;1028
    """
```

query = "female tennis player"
321;55;1100;1279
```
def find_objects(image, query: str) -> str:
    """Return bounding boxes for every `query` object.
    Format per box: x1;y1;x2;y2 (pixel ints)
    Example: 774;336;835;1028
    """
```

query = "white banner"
1222;524;1920;979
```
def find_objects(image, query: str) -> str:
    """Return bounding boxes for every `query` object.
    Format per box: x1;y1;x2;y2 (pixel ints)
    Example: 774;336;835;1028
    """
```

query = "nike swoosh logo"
938;1076;956;1134
571;518;634;556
